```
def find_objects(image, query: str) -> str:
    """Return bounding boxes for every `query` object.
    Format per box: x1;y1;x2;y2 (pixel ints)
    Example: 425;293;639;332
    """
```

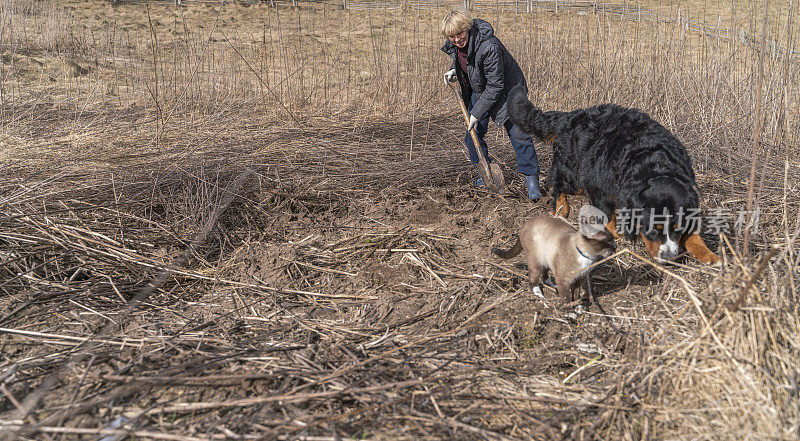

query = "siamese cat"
493;215;616;302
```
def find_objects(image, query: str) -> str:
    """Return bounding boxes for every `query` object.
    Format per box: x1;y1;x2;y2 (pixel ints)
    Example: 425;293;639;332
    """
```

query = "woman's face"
448;30;468;49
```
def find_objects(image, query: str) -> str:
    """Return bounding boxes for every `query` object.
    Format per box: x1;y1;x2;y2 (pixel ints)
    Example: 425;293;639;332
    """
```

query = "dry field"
1;0;799;440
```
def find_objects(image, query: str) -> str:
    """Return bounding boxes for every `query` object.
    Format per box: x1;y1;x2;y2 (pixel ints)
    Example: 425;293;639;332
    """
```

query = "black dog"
507;85;718;264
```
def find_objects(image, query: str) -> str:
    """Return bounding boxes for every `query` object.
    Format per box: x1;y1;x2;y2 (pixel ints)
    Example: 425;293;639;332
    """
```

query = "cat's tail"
507;85;560;140
492;237;522;259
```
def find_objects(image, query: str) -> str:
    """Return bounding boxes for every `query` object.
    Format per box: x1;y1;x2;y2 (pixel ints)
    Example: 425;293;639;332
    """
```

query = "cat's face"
580;228;617;258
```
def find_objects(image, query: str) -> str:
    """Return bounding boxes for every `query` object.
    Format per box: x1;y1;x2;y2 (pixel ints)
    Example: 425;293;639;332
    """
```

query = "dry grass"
1;0;799;440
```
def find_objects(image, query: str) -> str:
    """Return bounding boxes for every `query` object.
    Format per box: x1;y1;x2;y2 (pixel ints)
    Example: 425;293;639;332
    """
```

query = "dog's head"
622;176;700;261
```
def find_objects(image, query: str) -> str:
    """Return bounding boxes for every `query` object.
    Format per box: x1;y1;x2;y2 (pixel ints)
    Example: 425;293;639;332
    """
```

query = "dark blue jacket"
441;19;527;126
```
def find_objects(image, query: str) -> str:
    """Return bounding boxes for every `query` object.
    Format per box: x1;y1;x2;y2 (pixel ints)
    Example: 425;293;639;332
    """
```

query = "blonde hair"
440;8;473;37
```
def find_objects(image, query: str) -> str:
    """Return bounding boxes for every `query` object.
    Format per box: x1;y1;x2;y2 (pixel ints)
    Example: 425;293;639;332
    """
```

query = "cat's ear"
578;205;609;240
581;227;612;242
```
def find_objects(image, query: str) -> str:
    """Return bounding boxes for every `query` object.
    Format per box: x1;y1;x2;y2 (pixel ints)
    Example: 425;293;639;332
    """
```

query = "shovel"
447;81;505;194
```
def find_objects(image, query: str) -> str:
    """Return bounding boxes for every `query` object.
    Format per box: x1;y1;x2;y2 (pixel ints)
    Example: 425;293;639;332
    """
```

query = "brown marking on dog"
605;214;621;240
680;233;720;265
552;194;570;217
640;234;662;259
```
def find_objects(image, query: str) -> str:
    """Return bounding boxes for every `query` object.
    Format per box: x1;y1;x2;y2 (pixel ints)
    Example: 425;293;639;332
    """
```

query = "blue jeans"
464;94;540;177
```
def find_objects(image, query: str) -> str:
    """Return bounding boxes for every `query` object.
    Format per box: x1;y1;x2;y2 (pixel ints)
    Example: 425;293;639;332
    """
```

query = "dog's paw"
703;253;722;267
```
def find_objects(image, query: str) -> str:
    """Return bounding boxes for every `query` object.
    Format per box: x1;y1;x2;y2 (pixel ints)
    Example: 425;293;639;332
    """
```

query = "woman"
441;8;542;200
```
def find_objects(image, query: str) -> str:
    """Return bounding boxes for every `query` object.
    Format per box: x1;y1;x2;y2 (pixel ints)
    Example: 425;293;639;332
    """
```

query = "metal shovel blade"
469;127;505;194
487;161;505;193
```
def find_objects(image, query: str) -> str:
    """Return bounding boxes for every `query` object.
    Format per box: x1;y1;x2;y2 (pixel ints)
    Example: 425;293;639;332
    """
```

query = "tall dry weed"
649;244;800;439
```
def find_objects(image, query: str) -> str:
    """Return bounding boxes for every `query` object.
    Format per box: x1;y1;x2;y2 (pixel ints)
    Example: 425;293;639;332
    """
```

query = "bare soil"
0;124;737;438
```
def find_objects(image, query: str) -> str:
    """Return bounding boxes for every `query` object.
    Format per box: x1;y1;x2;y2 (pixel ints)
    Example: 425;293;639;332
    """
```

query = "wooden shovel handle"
447;82;490;166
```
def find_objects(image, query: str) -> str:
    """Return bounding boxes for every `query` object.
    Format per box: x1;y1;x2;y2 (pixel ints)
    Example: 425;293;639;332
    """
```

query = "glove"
467;114;479;132
443;68;457;84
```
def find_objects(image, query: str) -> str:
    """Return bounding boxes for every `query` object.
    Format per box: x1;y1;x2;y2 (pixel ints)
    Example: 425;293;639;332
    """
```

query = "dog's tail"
507;85;562;140
492;236;523;259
